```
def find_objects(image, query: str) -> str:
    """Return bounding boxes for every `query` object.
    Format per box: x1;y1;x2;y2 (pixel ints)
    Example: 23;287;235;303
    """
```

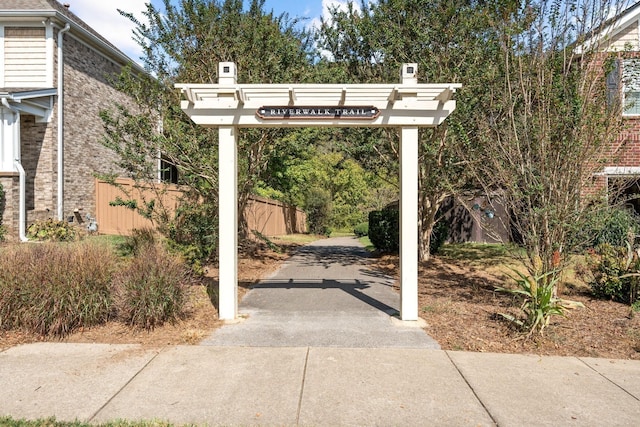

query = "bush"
114;243;191;329
168;202;217;270
27;219;78;242
572;207;640;251
430;219;448;255
368;208;447;254
305;187;332;236
0;242;115;336
496;270;583;335
354;222;369;237
587;243;640;305
119;227;159;256
368;208;399;253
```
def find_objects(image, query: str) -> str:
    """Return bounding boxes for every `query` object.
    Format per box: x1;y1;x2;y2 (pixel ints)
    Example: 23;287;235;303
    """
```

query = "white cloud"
66;0;149;61
309;0;362;30
310;0;364;60
322;0;357;20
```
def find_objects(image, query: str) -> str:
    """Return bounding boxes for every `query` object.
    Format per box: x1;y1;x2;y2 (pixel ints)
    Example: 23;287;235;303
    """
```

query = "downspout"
57;23;70;221
1;98;28;242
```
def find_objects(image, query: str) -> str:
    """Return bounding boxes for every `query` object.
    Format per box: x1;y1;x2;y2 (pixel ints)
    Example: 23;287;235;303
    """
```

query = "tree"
315;0;498;260
257;133;379;233
102;0;314;260
462;1;628;298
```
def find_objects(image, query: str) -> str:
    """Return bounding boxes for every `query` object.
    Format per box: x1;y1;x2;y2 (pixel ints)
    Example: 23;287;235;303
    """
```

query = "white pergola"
177;62;461;321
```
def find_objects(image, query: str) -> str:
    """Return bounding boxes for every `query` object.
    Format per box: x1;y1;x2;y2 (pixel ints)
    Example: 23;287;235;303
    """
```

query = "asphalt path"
202;236;440;348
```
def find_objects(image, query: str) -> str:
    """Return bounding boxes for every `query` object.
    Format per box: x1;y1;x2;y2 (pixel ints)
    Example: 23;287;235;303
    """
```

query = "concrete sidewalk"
1;343;639;426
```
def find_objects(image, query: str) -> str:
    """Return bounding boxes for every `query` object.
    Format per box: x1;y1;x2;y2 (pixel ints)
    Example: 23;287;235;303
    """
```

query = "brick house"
586;1;640;212
0;0;141;240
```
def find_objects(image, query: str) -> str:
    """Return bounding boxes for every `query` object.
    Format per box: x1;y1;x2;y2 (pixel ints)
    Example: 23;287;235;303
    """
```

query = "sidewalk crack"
578;357;640;401
296;347;311;426
445;351;498;426
86;347;163;423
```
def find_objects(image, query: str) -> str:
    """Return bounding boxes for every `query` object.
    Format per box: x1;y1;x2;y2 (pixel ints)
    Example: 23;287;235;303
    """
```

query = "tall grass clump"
114;242;191;329
117;227;159;256
0;242;116;336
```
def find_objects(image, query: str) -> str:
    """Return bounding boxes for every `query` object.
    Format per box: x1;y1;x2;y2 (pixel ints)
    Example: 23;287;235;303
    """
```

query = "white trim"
603;166;640;176
0;25;5;87
45;21;54;87
577;3;640;53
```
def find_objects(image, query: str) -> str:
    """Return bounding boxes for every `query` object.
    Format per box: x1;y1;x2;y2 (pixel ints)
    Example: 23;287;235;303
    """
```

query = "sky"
66;0;354;63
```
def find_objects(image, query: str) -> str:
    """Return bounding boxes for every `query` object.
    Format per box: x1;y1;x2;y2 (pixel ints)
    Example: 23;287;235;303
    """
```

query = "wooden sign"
257;106;379;120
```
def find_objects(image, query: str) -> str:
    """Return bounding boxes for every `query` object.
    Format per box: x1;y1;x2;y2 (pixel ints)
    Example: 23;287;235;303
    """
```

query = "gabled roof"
577;1;640;53
0;0;143;72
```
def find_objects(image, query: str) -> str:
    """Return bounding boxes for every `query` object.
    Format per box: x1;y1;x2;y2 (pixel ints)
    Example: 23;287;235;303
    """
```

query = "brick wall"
21;114;55;218
617;119;640;166
0;175;18;235
58;32;130;221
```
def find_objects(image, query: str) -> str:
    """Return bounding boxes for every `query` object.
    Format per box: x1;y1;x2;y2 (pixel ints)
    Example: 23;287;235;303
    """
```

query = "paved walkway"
1;343;639;426
1;237;639;425
202;236;439;348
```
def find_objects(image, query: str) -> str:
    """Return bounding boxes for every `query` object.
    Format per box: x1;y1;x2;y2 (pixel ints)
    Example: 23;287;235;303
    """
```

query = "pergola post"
399;126;419;321
218;125;238;320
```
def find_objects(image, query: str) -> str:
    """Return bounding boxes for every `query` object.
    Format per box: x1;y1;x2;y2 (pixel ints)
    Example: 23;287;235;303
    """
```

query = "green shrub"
168;202;217;269
587;243;640;305
595;208;639;247
353;222;369;237
430;219;448;255
305;187;332;236
0;242;115;336
114;244;191;329
496;270;583;335
368;208;447;254
368;208;399;253
571;207;640;251
27;219;78;242
119;227;158;256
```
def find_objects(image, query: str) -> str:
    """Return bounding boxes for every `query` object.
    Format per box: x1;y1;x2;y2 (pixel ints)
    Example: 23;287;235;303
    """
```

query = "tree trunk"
418;193;439;262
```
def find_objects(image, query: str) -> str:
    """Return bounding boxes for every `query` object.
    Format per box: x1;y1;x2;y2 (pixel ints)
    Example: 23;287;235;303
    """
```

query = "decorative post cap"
402;63;418;84
219;62;237;84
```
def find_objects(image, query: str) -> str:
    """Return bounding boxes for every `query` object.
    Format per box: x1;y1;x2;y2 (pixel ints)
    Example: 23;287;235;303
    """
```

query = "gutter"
57;23;70;221
1;98;28;242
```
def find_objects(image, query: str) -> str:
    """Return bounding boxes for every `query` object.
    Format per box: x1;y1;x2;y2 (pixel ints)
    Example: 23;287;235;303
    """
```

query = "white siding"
607;20;640;51
4;27;47;88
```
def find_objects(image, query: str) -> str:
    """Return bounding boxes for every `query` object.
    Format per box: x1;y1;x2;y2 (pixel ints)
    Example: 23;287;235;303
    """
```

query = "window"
608;175;640;214
622;59;640;116
159;156;178;184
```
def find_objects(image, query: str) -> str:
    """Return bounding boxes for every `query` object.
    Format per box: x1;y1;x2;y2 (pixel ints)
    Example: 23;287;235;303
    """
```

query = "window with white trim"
622;59;640;116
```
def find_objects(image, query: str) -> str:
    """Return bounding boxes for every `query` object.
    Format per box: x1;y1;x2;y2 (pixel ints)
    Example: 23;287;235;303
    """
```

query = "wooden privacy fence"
95;178;307;236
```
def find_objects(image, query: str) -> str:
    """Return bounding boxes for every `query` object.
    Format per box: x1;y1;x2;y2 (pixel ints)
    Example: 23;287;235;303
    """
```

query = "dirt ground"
374;249;640;360
2;240;639;359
